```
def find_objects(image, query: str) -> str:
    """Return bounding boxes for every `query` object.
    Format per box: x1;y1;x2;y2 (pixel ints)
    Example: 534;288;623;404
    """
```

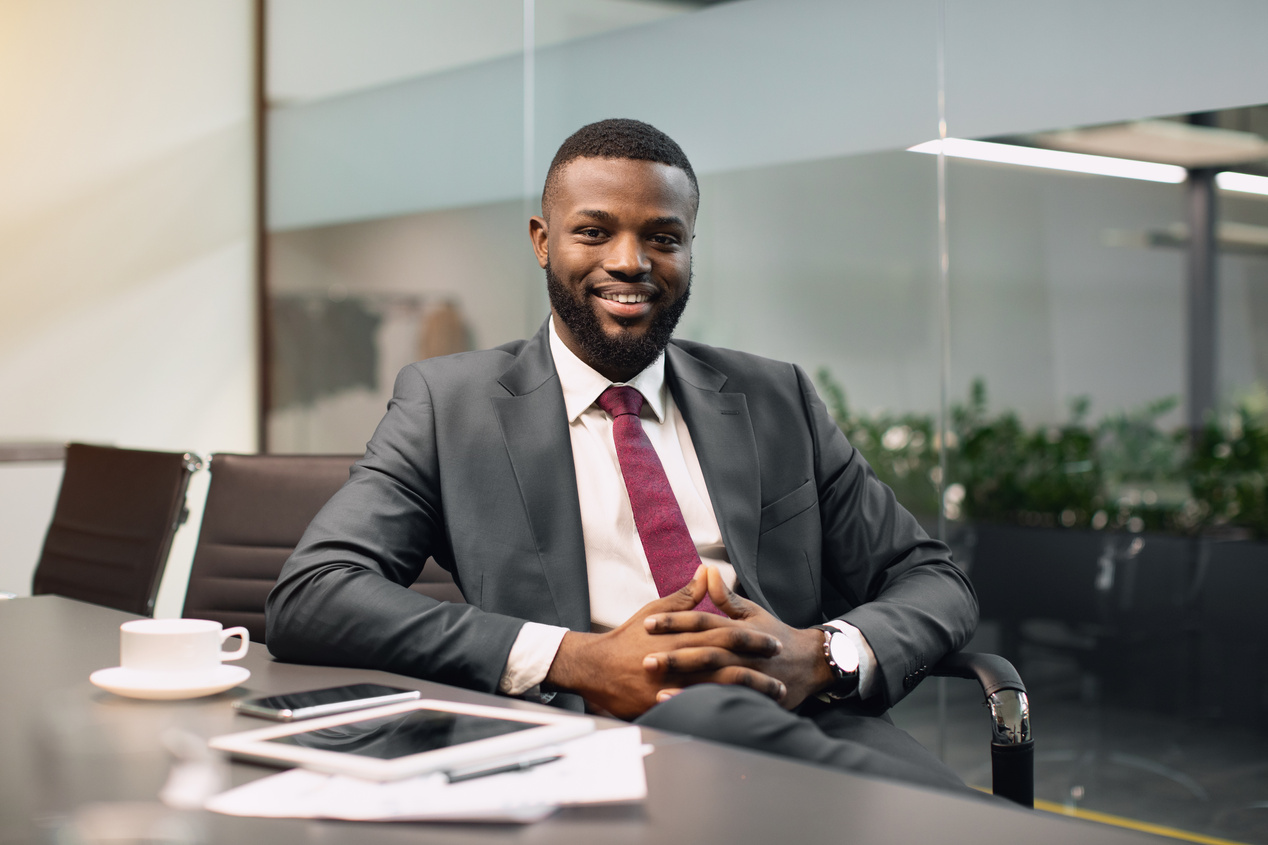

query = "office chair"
31;442;201;616
931;651;1033;807
825;560;1033;807
181;453;460;643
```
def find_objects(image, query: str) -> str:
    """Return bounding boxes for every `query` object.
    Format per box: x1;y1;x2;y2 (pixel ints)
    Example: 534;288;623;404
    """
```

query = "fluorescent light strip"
908;138;1187;184
1216;171;1268;197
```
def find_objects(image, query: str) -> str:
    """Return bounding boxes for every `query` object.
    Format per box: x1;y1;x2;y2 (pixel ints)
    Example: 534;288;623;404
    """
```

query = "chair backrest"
182;453;465;644
32;443;199;616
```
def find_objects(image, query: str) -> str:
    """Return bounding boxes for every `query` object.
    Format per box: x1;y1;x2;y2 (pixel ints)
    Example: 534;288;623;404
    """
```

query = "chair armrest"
931;650;1034;808
931;651;1031;745
931;651;1026;699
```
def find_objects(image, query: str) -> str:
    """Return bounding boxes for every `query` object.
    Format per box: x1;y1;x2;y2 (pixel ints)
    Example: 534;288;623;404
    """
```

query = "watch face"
827;632;860;675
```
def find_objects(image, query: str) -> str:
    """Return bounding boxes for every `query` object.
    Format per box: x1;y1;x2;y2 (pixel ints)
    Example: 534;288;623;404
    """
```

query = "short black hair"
541;118;699;217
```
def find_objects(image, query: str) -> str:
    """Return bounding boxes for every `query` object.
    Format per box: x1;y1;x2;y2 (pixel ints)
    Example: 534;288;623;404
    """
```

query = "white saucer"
89;664;251;700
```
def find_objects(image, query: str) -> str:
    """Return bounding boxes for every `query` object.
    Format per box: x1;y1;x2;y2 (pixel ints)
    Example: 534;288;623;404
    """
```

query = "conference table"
1;596;1169;844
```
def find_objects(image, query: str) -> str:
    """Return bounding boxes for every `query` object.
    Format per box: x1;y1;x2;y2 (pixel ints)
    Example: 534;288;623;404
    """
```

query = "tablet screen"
264;708;537;760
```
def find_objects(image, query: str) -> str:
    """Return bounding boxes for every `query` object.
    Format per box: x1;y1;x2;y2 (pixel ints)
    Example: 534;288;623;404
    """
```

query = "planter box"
1195;539;1268;727
965;523;1199;715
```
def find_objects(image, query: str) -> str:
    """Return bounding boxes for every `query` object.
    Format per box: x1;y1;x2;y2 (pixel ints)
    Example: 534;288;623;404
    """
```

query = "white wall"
0;1;256;615
0;462;64;598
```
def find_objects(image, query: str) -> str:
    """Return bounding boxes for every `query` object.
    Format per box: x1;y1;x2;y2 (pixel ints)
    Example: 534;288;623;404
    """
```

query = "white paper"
206;726;648;824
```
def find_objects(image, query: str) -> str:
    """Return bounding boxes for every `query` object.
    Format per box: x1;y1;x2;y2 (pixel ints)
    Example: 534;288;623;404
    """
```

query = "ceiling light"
1216;171;1268;197
1034;120;1268;168
908;138;1187;183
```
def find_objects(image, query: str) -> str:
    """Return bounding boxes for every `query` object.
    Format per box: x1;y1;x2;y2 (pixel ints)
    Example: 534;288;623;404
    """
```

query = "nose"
603;232;651;278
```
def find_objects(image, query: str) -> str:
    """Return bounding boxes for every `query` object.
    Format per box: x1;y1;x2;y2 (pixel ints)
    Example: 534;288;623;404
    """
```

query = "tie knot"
598;385;644;419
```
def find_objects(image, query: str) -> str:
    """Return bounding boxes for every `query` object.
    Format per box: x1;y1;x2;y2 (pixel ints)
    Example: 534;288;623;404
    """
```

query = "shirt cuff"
822;619;879;700
498;621;570;697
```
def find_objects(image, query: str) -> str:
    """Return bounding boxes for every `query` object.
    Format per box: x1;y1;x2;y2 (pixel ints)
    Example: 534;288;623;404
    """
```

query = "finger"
705;566;755;620
644;608;731;634
651;564;709;613
644;646;743;675
656;688;683;703
713;666;787;703
646;625;782;659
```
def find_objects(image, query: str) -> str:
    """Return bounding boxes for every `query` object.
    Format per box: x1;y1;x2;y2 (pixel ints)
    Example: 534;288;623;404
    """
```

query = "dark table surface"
0;595;1170;844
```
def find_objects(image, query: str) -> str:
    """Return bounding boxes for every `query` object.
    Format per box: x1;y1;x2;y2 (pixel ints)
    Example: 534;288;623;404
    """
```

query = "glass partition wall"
263;0;948;458
263;2;1268;838
931;5;1268;834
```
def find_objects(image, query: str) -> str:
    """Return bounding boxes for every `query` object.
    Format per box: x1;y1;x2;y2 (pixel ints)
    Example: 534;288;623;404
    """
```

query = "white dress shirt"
496;320;877;700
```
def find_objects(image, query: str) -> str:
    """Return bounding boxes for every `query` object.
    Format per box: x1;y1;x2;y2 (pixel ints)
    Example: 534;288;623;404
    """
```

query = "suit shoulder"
669;339;805;385
401;339;526;383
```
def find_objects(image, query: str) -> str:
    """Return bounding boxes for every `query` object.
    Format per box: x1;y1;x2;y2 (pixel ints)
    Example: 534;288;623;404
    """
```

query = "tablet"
209;699;594;781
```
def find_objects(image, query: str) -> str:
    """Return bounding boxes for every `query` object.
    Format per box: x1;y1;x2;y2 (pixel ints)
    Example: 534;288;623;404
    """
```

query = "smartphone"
233;683;422;721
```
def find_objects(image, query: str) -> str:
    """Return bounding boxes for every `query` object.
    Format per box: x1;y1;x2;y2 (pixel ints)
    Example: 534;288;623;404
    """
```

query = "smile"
597;292;652;304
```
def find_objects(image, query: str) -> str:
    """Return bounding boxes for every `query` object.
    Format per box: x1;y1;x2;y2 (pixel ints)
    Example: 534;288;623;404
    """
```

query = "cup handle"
219;626;250;661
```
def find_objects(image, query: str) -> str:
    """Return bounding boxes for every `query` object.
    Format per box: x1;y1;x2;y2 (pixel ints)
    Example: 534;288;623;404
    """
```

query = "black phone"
232;683;421;721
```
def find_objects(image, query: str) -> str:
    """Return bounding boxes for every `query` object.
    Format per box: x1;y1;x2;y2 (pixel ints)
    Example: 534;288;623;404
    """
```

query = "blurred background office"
2;1;1267;841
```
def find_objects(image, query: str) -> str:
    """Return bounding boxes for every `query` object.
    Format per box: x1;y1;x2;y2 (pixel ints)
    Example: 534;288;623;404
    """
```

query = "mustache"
544;262;691;376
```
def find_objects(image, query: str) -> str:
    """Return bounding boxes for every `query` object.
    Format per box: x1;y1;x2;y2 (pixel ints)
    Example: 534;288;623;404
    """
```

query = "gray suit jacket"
266;320;977;712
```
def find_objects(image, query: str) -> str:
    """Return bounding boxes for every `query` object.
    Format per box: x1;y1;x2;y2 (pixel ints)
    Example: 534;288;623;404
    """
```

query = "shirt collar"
548;317;667;424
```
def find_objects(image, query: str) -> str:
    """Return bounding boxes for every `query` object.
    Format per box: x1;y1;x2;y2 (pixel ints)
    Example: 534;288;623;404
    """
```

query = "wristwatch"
812;624;860;700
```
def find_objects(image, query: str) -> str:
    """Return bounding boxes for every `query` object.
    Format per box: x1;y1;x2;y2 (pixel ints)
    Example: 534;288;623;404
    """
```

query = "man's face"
529;157;696;382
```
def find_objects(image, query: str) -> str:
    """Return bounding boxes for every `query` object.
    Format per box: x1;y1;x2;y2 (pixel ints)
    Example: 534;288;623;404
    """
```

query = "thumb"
705;566;753;619
664;564;709;610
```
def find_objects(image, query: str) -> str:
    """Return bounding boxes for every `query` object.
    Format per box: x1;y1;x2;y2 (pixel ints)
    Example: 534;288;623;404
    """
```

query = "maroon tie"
597;385;722;615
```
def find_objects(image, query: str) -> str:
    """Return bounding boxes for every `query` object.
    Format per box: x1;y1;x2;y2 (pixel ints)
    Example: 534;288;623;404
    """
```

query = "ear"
529;216;549;269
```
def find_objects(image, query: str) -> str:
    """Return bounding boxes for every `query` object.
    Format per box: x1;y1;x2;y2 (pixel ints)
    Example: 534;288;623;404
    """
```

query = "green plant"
949;381;1102;528
814;371;1268;538
1187;390;1268;538
816;369;941;518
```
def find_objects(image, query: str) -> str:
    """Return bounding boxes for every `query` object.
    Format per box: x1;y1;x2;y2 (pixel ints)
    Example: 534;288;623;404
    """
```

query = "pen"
445;753;564;784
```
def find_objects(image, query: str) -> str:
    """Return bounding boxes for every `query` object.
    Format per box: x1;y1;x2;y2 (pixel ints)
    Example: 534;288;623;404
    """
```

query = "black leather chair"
31;442;201;616
181;453;461;644
930;652;1033;807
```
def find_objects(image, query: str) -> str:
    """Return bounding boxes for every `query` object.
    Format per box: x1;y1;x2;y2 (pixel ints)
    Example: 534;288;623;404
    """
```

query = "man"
267;118;978;793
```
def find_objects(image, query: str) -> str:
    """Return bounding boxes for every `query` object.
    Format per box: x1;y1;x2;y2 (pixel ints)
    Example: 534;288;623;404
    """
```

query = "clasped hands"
544;565;833;720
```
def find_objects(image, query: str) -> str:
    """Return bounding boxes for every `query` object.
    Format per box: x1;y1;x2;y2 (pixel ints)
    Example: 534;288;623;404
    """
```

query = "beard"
546;261;691;378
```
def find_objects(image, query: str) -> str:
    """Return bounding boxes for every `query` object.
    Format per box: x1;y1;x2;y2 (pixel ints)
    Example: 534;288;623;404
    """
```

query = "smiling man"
267;119;979;792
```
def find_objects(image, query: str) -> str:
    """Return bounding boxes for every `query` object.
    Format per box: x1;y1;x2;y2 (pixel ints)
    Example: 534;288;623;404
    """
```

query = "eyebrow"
574;209;687;229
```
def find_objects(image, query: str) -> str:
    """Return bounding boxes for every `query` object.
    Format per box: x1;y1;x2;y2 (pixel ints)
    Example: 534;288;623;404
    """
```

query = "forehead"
550;157;696;224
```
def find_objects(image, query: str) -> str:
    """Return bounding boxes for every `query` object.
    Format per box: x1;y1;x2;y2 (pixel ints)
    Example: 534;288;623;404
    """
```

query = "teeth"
601;292;650;304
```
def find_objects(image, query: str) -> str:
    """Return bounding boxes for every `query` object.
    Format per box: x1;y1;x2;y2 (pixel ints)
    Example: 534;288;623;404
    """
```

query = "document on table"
206;726;649;824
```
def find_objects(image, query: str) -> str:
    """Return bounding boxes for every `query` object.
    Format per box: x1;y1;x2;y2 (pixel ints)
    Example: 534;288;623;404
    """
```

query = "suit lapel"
666;344;771;611
491;321;591;631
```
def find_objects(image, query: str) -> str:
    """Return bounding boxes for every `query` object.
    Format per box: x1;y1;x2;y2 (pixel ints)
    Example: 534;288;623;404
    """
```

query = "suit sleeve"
265;364;526;694
797;366;979;709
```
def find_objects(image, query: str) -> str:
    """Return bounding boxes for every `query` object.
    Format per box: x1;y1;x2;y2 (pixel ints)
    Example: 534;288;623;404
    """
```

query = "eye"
649;234;681;248
576;227;606;241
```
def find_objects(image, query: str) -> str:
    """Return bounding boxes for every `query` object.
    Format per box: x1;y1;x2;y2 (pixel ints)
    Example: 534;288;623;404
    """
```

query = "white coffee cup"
119;618;249;675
